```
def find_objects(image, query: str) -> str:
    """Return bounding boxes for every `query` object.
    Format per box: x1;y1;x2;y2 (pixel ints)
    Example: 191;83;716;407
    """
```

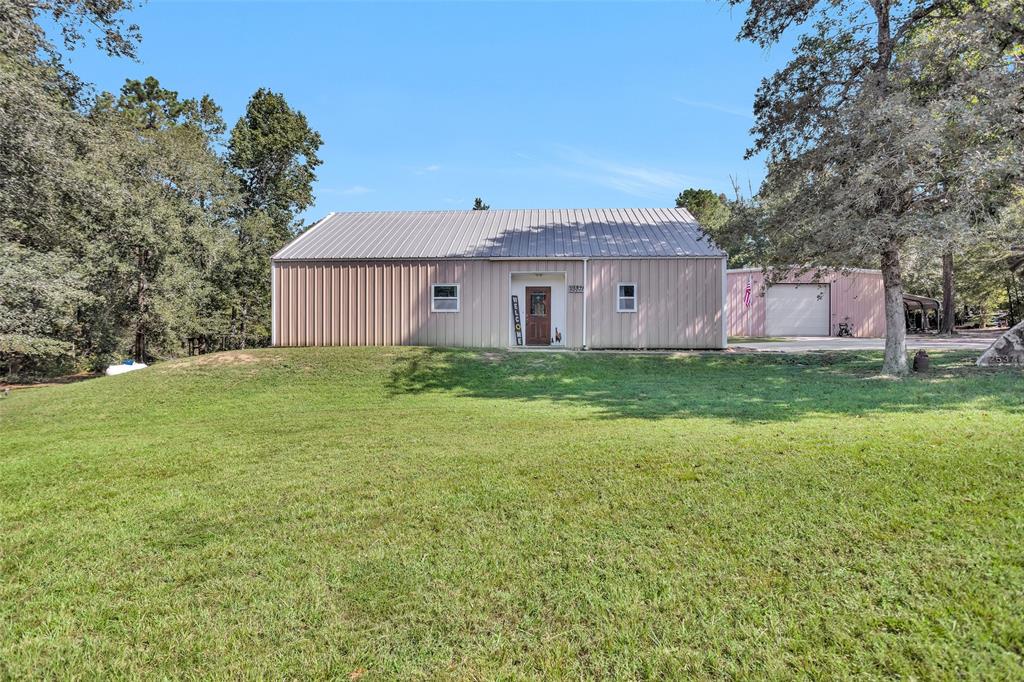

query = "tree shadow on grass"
387;348;1022;423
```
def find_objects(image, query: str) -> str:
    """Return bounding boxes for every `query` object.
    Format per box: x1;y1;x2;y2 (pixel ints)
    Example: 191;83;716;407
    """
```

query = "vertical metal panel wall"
273;258;726;350
586;258;724;349
726;269;885;338
274;260;585;348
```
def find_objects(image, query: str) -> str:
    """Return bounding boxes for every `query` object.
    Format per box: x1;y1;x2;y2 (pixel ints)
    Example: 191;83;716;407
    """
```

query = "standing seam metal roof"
272;208;725;260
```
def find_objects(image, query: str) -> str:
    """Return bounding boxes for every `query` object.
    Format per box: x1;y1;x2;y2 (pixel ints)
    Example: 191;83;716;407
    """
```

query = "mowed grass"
2;348;1023;679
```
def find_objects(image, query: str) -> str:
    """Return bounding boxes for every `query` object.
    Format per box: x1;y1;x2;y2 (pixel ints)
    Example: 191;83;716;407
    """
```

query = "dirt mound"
153;350;281;374
187;351;262;366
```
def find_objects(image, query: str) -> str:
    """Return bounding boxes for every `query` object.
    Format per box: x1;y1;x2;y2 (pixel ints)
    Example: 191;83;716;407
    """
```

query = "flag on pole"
743;277;752;308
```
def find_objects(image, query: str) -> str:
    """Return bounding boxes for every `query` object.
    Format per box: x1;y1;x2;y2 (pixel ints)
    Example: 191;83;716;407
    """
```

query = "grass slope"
2;348;1023;678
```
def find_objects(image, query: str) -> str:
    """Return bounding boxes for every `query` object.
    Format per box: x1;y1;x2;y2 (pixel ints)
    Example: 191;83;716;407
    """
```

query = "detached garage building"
272;209;727;350
727;268;885;338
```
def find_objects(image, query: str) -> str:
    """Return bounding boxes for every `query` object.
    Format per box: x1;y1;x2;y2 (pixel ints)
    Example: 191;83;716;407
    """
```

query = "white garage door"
766;284;830;336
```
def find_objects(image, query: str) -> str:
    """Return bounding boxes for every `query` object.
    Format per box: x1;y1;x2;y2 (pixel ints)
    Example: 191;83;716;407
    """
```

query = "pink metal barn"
727;268;885;338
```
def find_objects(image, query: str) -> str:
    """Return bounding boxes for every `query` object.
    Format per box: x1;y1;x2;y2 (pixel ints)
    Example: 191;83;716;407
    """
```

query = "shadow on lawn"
387;348;1019;422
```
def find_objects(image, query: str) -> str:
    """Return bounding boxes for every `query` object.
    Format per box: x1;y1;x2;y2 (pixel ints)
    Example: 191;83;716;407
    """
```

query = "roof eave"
271;254;727;263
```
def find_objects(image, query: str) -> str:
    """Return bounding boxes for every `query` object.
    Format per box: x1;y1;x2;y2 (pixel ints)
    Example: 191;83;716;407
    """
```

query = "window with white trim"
617;283;637;312
431;283;460;312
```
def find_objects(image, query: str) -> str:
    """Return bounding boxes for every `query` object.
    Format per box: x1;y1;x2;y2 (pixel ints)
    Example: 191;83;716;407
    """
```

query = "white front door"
766;284;830;336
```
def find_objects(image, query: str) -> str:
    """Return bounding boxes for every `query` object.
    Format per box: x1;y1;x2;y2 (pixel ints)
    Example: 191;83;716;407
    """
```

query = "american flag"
743;277;752;308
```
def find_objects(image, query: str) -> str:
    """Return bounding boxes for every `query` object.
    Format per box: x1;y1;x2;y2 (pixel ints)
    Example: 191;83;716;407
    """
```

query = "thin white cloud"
552;146;707;198
413;164;442;175
319;185;372;196
673;96;753;120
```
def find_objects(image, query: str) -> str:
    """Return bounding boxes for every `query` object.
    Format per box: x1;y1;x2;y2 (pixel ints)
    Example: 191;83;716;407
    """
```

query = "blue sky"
64;0;794;221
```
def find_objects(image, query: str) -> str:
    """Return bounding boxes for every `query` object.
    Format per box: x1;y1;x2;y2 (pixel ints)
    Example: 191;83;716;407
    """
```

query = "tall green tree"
83;77;241;361
227;89;323;346
0;0;141;375
0;0;140;63
0;243;89;376
674;188;751;265
228;89;323;237
116;76;226;137
472;197;490;210
0;0;141;252
729;0;1023;374
676;189;730;231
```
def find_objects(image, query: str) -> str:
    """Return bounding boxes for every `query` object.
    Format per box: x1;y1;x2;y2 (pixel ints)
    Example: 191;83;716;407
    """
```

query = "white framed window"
431;283;460;312
617;283;637;312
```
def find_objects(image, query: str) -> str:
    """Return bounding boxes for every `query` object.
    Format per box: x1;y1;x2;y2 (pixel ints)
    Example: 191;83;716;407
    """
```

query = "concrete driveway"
731;330;1002;353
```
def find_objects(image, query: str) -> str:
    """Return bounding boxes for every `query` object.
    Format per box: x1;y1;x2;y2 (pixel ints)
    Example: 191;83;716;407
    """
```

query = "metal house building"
271;209;727;350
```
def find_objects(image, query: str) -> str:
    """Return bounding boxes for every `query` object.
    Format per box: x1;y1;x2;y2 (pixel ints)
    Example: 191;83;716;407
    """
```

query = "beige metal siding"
274;258;724;350
274;260;586;348
585;258;724;349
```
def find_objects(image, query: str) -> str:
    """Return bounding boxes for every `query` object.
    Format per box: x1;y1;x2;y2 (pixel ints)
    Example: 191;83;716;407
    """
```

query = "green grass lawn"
2;348;1023;678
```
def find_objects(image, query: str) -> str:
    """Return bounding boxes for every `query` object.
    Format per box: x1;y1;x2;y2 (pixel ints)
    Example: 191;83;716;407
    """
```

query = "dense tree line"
0;0;322;377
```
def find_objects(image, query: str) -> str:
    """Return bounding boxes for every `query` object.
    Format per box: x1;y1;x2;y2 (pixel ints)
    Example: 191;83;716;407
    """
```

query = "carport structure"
904;293;940;332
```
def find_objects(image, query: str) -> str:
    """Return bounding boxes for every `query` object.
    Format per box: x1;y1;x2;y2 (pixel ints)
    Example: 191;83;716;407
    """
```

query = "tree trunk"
1008;278;1018;328
881;246;908;375
941;250;956;334
870;1;904;375
239;305;247;350
135;249;148;362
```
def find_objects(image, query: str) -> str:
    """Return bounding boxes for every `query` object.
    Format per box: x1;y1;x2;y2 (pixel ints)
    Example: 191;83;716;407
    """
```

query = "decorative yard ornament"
913;350;930;373
743;277;752;308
